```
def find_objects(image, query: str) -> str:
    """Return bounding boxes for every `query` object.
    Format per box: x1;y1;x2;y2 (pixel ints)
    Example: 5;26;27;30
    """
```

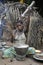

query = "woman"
13;20;26;45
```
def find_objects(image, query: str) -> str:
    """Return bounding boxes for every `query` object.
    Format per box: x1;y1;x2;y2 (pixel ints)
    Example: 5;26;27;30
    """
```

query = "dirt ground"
0;52;43;65
0;42;43;65
0;57;43;65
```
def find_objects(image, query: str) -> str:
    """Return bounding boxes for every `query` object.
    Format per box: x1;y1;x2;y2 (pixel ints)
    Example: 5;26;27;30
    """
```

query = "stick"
21;1;35;17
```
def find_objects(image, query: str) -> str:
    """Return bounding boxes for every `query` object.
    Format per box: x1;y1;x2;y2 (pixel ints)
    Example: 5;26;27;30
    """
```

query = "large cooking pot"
14;44;29;60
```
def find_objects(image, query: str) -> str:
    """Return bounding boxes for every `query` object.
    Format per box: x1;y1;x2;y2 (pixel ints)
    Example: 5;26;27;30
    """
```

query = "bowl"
1;42;6;46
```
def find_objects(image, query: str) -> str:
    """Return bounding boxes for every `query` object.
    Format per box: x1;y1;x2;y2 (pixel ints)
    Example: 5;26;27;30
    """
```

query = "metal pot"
14;44;29;60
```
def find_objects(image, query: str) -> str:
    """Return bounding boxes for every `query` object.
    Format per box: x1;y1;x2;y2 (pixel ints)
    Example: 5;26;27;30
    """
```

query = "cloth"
2;47;16;58
0;19;6;39
13;29;26;45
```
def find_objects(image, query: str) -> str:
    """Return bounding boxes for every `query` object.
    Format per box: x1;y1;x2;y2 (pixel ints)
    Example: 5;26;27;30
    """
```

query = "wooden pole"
21;1;35;17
